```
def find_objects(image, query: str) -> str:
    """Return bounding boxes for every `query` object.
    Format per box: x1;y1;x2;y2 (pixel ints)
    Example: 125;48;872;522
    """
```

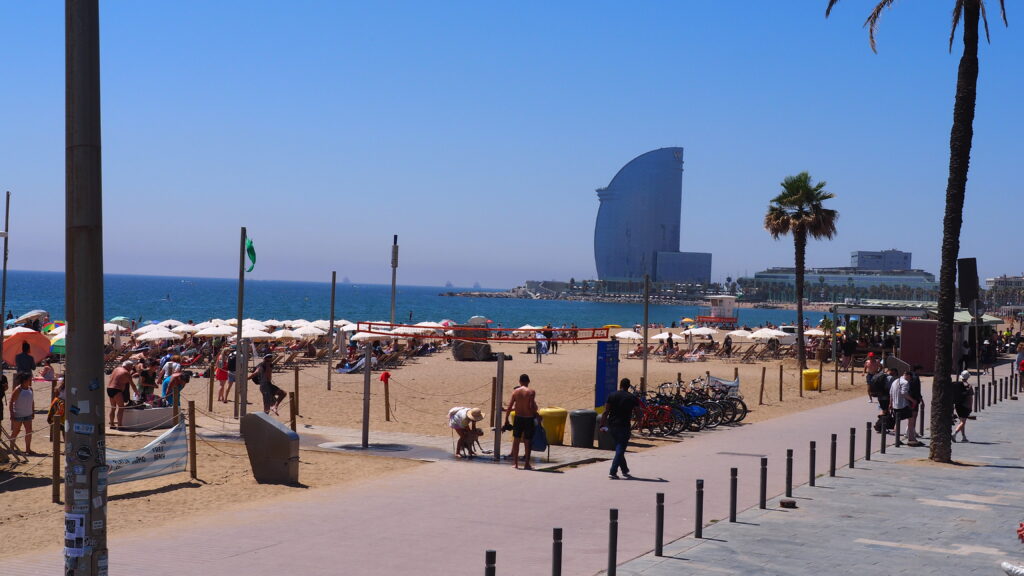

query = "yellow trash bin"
802;369;821;391
538;407;568;446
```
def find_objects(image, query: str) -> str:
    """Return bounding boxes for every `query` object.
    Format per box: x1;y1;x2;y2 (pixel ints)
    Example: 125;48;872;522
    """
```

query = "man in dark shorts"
106;361;139;429
251;354;286;415
601;378;638;479
503;374;539;470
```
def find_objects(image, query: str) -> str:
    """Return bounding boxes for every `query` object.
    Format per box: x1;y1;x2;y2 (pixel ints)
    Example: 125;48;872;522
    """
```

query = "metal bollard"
552;528;563;576
977;385;983;411
785;449;793;498
695;480;704;538
808;441;816;487
918;401;925;438
894;416;902;447
485;550;496;576
849;427;856;469
729;469;738;522
829;433;837;477
880;422;887;454
864;422;872;461
608;509;618;576
989;382;994;407
759;457;767;509
655;494;664;556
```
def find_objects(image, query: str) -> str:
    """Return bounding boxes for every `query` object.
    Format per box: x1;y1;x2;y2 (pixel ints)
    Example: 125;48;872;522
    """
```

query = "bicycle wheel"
730;398;749;422
702;402;723;429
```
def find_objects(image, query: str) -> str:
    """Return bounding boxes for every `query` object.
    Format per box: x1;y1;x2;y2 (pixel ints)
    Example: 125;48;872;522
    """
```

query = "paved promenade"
4;363;1019;575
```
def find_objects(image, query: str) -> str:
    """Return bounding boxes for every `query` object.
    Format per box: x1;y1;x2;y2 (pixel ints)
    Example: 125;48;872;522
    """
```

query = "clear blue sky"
1;2;1020;288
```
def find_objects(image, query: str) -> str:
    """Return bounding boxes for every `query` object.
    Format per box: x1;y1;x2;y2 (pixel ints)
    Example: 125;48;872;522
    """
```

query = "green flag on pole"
245;237;256;272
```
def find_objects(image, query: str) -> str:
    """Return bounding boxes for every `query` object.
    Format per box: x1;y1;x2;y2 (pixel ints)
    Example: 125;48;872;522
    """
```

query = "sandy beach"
2;338;871;557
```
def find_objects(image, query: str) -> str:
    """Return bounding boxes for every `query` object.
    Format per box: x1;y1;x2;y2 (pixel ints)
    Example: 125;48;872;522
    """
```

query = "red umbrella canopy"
4;330;53;364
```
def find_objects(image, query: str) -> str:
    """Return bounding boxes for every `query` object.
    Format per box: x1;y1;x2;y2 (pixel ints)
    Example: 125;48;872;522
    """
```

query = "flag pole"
234;226;247;418
0;191;10;385
390;235;398;329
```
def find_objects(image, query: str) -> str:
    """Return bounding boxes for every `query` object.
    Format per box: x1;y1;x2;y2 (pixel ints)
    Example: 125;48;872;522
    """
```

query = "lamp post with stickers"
64;1;108;574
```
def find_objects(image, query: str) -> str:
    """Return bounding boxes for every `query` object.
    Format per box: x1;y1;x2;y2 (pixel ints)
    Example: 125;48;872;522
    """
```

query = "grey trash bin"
569;409;597;448
240;412;300;484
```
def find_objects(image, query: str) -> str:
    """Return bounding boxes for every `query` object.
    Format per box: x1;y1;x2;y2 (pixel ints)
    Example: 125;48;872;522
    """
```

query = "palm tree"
764;172;838;371
826;0;1007;463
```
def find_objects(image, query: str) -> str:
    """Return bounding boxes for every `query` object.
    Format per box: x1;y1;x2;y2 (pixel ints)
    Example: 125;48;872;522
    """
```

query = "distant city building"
985;274;1024;290
743;266;938;302
593;147;711;284
851;249;911;271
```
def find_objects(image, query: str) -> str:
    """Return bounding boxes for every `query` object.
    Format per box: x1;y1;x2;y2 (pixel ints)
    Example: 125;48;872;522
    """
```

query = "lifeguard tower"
698;295;739;328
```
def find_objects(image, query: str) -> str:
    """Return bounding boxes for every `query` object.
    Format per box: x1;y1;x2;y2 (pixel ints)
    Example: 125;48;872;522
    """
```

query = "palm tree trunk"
793;228;807;370
930;0;980;464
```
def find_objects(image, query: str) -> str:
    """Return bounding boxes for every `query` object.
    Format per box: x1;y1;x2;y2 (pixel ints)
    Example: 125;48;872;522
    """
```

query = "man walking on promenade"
504;374;539;470
863;352;881;403
601;378;638;479
890;369;921;446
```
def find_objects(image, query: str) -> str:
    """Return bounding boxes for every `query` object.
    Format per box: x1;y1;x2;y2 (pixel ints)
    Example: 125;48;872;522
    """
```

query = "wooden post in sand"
52;420;61;504
677;372;682;386
188;401;197;480
778;364;783;402
289;392;297;432
207;361;215;413
384;375;391;422
758;366;766;406
834;364;839;390
849;368;854;388
293;366;300;415
734;367;739;381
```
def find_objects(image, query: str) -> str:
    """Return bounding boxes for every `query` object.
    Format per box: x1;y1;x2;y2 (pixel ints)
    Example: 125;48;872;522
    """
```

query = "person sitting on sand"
448;406;485;458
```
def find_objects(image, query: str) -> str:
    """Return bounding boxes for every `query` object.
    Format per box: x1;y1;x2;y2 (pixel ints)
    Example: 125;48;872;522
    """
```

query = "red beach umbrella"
4;330;54;364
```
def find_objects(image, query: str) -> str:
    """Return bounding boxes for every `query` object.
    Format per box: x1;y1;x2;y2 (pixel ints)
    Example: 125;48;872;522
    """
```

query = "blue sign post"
595;340;620;408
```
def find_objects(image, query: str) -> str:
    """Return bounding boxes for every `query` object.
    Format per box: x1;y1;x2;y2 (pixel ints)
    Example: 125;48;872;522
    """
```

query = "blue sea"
4;270;822;329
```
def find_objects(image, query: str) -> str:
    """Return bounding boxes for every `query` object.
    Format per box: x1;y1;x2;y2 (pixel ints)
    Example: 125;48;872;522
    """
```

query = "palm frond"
981;0;992;43
825;0;841;18
864;0;897;53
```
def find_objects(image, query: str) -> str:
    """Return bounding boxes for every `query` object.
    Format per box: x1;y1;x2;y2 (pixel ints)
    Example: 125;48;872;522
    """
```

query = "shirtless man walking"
504;374;540;470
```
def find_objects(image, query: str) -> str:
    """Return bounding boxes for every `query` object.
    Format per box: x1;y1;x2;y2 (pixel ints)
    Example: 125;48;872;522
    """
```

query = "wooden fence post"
778;364;784;402
188;401;198;480
294;366;300;416
758;366;767;405
208;361;215;413
289;392;297;432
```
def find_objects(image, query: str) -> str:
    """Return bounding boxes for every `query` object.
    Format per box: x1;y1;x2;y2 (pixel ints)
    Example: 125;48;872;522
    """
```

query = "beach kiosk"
697;295;739;328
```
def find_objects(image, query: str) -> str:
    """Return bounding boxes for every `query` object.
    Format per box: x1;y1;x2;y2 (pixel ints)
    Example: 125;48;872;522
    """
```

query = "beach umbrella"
41;321;66;334
288;319;311;328
351;331;391;341
415;321;444;329
338;323;359;332
311;320;333;330
136;329;183;342
16;309;48;323
50;336;66;356
172;324;200;334
195;325;237;338
439;319;455;327
242;320;269;332
682;327;718;336
133;324;162;336
293;325;327;338
224;318;239;326
109;316;132;328
158;319;184;328
4;330;52;363
270;329;299;341
4;326;39;337
50;325;67;337
614;330;644;340
262;319;284;328
391;325;430;335
750;328;788;340
103;323;128;334
681;317;695;323
603;324;622;329
209;318;227;326
726;329;752;338
234;328;274;341
517;324;538;331
650;332;676;341
804;329;826;337
191;321;214;330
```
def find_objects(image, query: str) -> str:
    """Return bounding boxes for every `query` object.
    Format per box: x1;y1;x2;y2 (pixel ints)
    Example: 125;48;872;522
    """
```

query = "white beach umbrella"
415;321;444;329
270;329;299;341
192;321;214;330
158;319;184;328
517;324;538;331
224;318;238;326
288;319;311;328
209;318;227;326
726;330;752;338
133;324;162;336
334;318;352;326
235;328;274;341
194;325;237;338
311;320;333;330
4;326;39;337
650;332;677;341
136;329;182;342
804;329;826;336
242;320;268;332
172;324;200;334
262;319;284;328
683;327;718;336
750;328;788;340
391;325;430;335
103;323;128;334
16;309;48;323
293;325;327;338
614;330;644;341
351;331;391;341
338;323;359;332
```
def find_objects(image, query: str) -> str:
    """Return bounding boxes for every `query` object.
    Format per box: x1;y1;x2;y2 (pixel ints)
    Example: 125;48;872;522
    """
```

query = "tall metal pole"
492;355;505;461
326;270;336;391
235;227;247;418
64;1;107;572
0;191;10;384
641;274;650;395
390;235;398;329
361;344;372;448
